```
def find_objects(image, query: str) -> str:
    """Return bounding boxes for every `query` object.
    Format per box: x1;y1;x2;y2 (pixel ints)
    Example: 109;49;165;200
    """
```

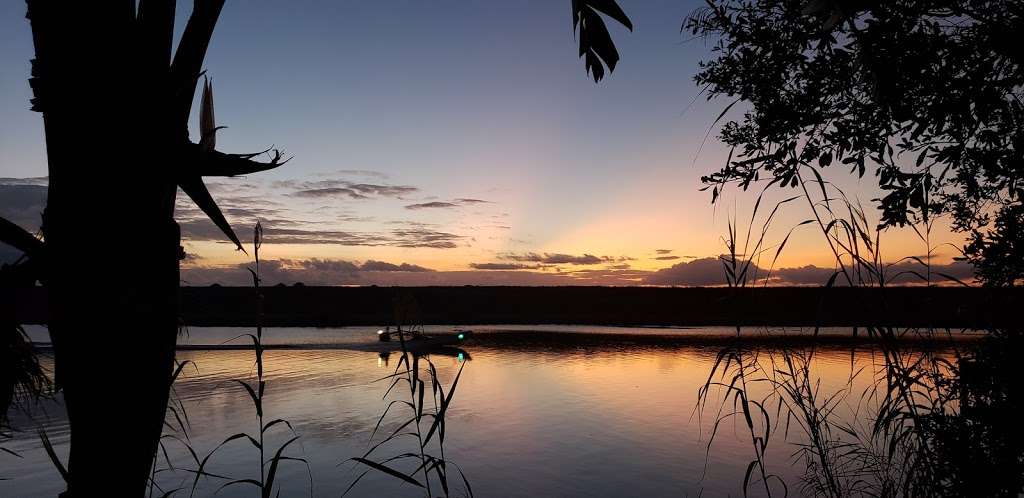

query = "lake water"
1;325;973;497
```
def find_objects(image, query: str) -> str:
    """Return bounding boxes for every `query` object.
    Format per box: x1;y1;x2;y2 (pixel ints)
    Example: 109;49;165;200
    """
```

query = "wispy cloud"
390;228;462;248
290;181;419;199
499;252;630;265
469;262;544;270
405;201;459;210
293;187;374;199
405;198;492;210
360;260;434;272
180;220;462;249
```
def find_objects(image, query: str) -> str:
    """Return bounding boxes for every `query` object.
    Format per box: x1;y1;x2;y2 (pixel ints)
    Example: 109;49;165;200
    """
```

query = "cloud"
283;179;418;200
559;267;650;284
180;220;462;249
405;198;492;210
293;187;372;199
643;257;733;286
389;228;462;248
654;255;680;261
183;258;436;286
469;262;543;270
643;257;977;286
655;249;673;255
405;201;459;210
772;260;975;285
499;251;618;266
180;254;978;287
182;258;644;286
359;260;433;272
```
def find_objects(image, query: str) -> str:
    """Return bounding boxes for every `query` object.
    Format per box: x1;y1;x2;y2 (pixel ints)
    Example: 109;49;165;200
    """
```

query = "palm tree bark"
27;2;206;495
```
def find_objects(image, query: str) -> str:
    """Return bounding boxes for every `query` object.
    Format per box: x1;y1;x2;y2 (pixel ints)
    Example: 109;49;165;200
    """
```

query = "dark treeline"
15;286;1023;329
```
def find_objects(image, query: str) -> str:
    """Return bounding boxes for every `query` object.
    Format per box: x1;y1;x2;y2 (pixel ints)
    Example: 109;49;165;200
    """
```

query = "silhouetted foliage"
0;219;48;431
572;0;633;82
187;223;310;497
914;330;1024;497
685;0;1024;285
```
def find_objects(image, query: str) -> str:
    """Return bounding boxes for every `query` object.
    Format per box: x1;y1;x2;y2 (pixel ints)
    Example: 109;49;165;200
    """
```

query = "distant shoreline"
25;328;987;353
15;286;1022;329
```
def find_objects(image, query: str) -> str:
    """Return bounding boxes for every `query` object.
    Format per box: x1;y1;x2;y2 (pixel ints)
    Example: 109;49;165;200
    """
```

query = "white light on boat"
377;330;384;335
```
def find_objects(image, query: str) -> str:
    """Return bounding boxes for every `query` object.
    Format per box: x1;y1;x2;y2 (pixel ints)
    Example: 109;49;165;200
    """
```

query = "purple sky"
0;1;968;286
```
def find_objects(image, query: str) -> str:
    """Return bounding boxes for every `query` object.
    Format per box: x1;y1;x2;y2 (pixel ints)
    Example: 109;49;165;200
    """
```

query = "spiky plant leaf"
170;0;227;125
178;176;244;252
349;457;424;488
38;429;67;483
200;76;216;151
0;217;43;256
189;144;288;177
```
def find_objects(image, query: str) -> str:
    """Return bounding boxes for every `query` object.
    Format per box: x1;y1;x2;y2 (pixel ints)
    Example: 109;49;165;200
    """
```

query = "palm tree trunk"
27;2;279;493
27;2;181;495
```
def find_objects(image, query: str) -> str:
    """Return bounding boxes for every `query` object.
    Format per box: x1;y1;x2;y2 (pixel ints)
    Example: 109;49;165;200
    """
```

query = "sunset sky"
0;1;969;286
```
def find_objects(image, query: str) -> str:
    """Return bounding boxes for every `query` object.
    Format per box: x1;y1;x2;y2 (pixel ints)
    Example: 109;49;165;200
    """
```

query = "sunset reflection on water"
3;326;970;497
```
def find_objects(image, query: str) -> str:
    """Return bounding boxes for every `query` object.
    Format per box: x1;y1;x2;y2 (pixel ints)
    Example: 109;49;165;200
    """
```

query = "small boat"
377;328;473;347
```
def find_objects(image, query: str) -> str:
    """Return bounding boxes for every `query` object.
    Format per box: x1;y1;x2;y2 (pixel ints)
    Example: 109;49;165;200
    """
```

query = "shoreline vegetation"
15;286;1023;329
22;329;989;353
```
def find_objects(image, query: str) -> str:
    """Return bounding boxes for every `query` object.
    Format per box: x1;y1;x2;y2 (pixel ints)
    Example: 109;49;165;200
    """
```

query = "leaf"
573;1;632;82
581;10;619;71
818;150;833;167
349;458;424;488
262;418;294;435
156;488;182;498
170;0;227;124
368;400;414;442
262;436;300;498
38;429;68;483
935;272;970;287
453;461;475;498
232;379;262;418
583;0;633;30
693;98;741;167
0;447;21;458
179;176;245;252
200;76;216;151
742;459;758;497
423;362;464;446
0;216;44;256
216;479;262;494
220;431;261;451
188;144;288;177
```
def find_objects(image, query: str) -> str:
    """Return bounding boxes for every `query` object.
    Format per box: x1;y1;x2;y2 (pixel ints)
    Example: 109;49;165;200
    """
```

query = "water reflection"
0;327;1007;497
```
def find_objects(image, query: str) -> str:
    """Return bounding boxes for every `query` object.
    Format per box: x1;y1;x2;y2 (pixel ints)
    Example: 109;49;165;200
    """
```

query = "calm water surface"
2;325;966;497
